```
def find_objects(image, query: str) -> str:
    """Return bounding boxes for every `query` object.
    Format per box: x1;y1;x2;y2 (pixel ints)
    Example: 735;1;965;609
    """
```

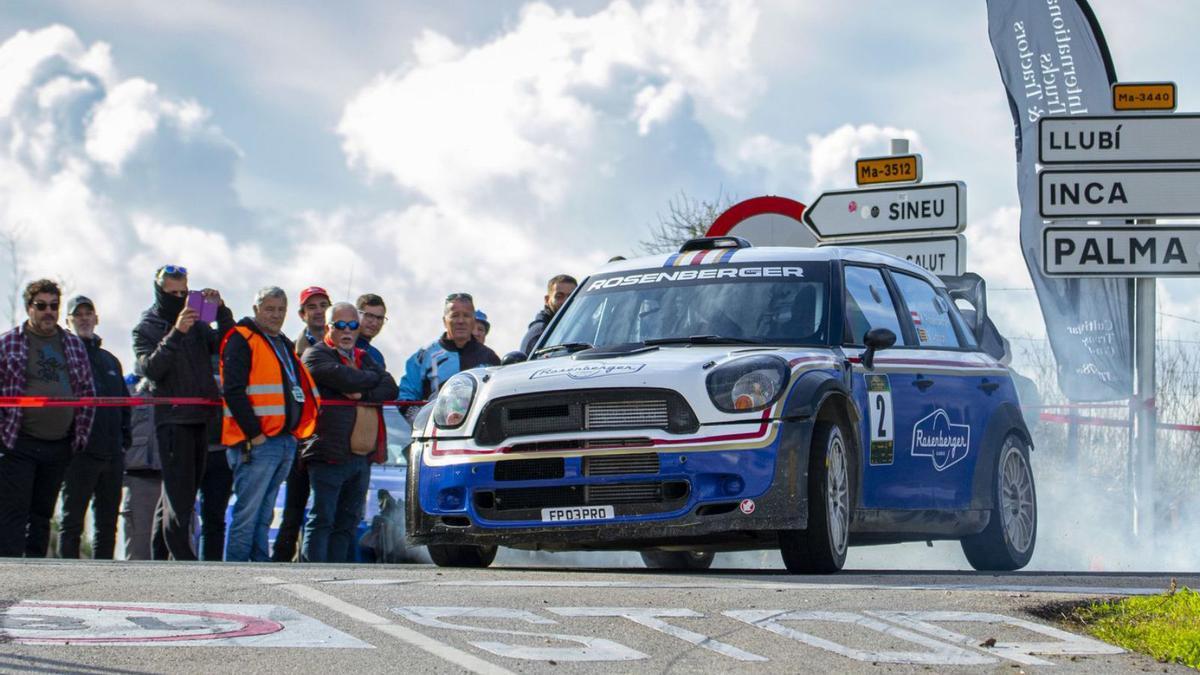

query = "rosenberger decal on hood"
528;363;647;380
910;409;971;471
585;266;805;291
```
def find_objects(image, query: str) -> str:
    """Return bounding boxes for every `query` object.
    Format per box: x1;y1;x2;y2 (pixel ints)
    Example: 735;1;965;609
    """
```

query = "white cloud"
338;0;760;208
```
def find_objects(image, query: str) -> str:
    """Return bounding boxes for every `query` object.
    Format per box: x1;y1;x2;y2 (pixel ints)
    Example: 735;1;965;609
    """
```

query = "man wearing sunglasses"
300;302;397;562
0;279;95;557
132;264;234;560
398;293;500;417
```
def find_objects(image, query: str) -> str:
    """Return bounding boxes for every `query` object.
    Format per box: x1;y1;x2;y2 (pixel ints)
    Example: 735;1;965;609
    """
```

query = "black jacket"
519;306;555;355
301;341;398;464
132;302;234;426
81;335;131;459
221;318;305;442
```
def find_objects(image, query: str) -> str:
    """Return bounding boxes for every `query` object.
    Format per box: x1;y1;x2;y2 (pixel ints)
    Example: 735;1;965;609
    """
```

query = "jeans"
198;445;233;561
120;471;162;560
271;448;309;562
0;435;70;557
225;435;294;562
151;423;207;560
302;455;371;563
57;452;124;559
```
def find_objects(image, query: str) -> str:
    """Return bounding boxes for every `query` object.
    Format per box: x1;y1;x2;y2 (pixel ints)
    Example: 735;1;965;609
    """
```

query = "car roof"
598;245;947;288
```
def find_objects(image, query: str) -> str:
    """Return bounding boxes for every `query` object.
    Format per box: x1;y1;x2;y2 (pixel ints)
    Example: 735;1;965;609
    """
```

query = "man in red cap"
271;285;329;561
294;286;330;360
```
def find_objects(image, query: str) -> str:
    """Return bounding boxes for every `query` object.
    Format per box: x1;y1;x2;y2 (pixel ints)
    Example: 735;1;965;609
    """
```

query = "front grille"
494;458;565;481
584;453;660;476
475;389;699;445
507;437;652;453
485;480;689;511
586;400;669;429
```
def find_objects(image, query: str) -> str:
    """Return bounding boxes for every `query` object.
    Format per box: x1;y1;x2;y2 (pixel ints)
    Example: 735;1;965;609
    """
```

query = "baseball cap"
67;295;95;315
474;309;490;331
299;286;330;305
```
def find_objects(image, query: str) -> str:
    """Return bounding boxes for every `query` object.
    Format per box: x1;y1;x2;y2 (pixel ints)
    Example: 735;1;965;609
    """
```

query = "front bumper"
407;419;815;551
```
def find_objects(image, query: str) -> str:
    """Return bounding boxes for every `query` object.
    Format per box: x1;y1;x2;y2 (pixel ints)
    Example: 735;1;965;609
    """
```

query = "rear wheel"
428;544;498;568
639;550;715;570
961;434;1036;571
779;421;851;574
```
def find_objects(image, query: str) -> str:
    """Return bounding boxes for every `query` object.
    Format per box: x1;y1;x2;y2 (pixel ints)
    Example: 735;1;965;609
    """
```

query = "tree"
639;190;735;254
1;223;23;326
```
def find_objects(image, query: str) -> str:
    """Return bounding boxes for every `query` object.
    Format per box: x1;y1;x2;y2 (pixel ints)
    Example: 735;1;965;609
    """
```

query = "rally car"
406;237;1036;573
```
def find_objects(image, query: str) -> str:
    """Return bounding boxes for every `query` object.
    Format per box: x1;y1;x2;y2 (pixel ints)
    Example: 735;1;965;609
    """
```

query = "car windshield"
540;260;830;352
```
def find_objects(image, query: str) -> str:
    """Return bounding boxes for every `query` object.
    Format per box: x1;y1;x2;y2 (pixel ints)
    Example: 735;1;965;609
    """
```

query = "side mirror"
861;327;896;370
501;350;527;366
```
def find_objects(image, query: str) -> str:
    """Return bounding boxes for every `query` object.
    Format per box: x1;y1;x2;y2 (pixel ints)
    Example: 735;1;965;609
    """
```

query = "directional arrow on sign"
802;182;966;240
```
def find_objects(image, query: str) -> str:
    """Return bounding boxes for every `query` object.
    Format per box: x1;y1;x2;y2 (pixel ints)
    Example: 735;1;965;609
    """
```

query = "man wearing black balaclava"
132;265;235;560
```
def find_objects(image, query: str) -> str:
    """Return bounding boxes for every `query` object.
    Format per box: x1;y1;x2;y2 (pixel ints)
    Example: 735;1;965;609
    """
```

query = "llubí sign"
986;0;1134;401
1043;226;1200;277
1038;114;1200;164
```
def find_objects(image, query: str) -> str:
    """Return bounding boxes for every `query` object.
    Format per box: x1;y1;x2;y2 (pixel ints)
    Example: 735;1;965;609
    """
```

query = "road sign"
1112;82;1176;112
1039;168;1200;219
820;235;966;276
803;182;966;239
1042;226;1200;277
855;154;922;186
1039;114;1200;164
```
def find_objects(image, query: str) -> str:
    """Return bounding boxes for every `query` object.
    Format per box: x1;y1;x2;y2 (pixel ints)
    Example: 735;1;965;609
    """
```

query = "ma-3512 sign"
1039;168;1200;219
1043;226;1200;277
803;182;966;239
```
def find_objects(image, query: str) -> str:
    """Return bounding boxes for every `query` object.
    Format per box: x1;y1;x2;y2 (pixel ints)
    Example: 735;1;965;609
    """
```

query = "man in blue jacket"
399;293;499;415
58;296;131;559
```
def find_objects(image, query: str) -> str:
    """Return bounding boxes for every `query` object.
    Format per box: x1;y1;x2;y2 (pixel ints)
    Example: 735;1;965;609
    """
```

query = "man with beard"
0;280;95;557
519;274;577;355
132;265;234;560
57;295;131;559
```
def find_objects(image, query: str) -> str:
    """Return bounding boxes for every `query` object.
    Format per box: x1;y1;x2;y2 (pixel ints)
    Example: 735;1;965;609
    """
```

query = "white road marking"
868;610;1125;665
549;607;768;662
392;606;646;662
724;609;997;666
317;579;417;586
1;600;369;648
259;577;515;675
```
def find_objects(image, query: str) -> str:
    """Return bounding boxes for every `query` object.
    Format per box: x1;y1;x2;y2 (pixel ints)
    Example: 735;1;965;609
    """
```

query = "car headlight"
705;355;789;413
432;373;477;429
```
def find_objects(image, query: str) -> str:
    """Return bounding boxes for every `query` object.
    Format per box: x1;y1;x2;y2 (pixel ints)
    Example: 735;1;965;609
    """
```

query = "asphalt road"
2;560;1195;674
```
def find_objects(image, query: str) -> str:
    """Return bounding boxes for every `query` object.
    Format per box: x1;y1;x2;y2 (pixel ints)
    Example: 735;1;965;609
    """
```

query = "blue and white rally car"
407;237;1036;573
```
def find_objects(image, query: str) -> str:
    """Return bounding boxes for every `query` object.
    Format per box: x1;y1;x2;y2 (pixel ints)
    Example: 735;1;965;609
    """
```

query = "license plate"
540;505;615;522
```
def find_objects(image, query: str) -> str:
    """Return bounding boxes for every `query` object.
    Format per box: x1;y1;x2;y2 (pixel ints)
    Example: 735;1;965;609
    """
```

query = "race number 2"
867;375;894;465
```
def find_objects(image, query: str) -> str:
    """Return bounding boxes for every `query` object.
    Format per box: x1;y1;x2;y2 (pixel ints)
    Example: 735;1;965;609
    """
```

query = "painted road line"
549;607;768;661
317;579;417;586
392;607;647;662
259;577;515;675
1;601;369;648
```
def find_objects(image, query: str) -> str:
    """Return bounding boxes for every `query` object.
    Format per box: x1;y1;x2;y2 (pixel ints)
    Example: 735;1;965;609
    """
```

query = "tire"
427;543;498;568
961;434;1037;571
639;550;715;570
779;421;852;574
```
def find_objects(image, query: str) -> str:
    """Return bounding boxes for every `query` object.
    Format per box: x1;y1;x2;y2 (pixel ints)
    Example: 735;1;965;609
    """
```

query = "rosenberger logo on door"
910;409;971;471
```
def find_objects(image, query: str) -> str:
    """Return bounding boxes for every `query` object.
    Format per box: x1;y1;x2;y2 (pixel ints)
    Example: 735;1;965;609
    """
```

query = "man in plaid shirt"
0;279;95;557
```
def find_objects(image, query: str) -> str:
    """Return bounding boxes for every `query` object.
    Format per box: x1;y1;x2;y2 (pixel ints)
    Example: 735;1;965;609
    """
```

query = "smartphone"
186;291;218;323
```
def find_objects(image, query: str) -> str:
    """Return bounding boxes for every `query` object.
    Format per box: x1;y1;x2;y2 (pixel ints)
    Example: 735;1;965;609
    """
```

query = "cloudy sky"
2;0;1199;372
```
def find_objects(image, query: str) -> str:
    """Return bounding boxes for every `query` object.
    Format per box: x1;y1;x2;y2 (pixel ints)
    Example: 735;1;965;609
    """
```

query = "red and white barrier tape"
0;396;426;408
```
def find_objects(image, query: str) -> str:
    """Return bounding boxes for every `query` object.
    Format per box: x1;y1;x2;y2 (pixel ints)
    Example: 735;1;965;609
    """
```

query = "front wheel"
428;544;498;568
640;550;715;570
780;421;852;574
961;434;1037;571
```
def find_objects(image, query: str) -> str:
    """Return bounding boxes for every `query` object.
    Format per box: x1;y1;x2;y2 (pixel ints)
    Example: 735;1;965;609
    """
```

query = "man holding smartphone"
132;265;234;560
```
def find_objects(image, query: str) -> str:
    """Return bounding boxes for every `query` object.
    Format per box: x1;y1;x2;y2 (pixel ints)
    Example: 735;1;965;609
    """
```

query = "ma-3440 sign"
802;182;966;239
1043;226;1200;277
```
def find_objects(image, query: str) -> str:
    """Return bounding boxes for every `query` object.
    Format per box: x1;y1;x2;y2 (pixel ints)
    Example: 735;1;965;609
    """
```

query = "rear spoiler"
938;272;1007;362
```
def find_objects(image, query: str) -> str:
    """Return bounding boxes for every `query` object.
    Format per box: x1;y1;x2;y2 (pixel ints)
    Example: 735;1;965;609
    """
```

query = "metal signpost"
1034;81;1196;543
805;139;969;277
